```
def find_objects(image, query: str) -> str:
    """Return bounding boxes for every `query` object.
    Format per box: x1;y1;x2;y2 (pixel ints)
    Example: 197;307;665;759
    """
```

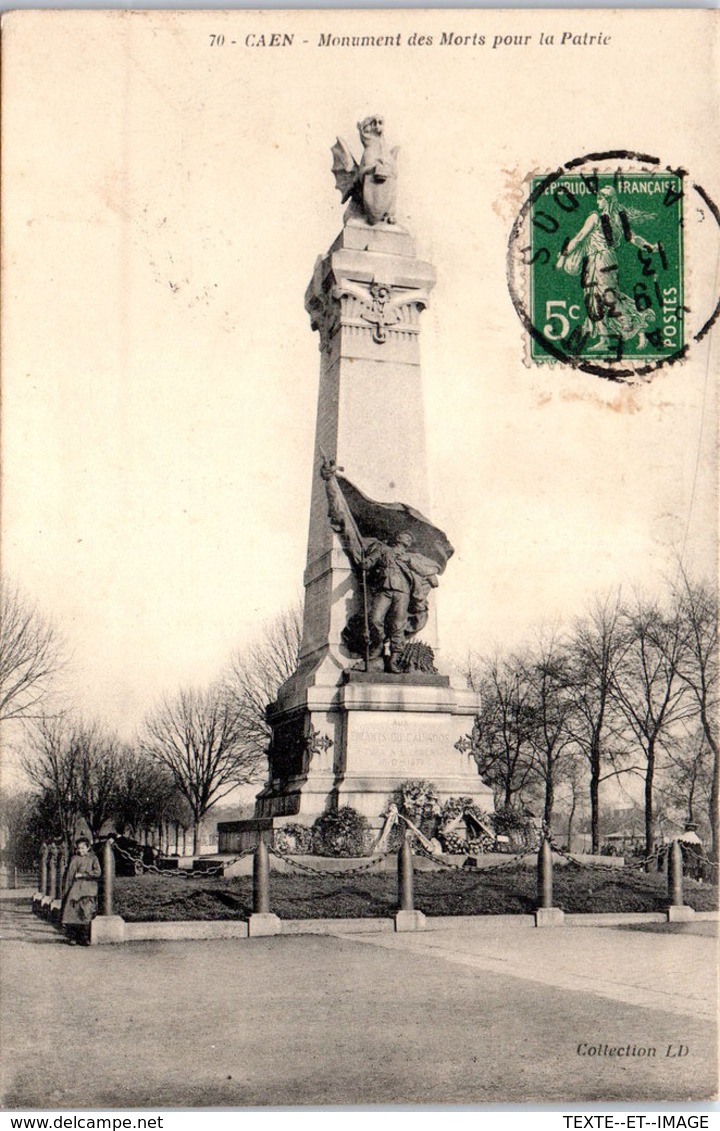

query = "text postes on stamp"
507;152;720;382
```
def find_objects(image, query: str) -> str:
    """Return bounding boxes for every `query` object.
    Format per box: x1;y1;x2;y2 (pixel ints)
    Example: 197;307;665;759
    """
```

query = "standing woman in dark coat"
61;836;101;945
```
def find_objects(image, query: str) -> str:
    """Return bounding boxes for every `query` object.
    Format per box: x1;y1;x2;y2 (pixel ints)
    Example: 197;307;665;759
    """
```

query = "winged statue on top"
331;115;399;226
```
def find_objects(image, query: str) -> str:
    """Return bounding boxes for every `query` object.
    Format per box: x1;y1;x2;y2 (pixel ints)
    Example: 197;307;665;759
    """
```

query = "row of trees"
1;571;717;864
465;571;718;860
0;578;301;860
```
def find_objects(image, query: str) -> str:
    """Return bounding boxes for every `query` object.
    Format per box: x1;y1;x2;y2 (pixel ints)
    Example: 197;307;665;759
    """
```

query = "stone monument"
222;117;492;850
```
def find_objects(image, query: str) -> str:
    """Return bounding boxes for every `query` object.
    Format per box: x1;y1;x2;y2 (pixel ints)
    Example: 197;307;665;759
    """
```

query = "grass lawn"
114;863;718;922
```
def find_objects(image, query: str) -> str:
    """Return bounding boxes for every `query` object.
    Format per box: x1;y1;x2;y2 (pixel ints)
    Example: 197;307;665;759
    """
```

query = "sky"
2;10;718;773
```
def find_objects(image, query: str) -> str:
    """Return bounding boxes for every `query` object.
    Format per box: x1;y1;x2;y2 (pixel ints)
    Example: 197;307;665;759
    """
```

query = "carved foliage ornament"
308;277;429;349
305;726;334;761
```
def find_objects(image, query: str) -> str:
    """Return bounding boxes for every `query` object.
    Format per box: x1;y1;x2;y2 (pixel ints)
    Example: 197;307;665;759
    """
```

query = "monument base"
220;670;492;848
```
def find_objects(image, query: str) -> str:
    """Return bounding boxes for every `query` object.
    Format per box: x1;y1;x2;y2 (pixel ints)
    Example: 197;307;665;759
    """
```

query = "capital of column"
305;227;436;354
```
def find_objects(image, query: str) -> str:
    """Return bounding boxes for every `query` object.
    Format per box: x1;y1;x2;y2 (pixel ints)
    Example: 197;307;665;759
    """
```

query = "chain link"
545;838;668;876
678;845;719;872
412;838;533;873
268;844;398;878
112;841;254;880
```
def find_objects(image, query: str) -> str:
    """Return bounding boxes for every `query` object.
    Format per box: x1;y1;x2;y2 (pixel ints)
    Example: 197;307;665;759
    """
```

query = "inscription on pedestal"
347;713;454;776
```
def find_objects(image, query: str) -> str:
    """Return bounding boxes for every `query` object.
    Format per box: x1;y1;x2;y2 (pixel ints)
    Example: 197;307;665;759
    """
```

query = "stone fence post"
44;845;58;919
535;837;564;927
395;832;425;932
33;843;50;912
667;839;695;922
248;840;280;937
40;844;49;895
59;846;68;892
91;836;126;945
101;838;115;917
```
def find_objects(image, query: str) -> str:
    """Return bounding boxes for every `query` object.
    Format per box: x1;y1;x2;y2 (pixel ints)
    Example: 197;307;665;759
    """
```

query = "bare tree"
141;683;263;854
657;727;712;830
113;752;183;840
21;714;79;844
671;572;719;859
613;595;694;859
21;714;136;841
561;757;587;852
225;602;302;766
568;592;631;853
0;788;47;870
467;652;537;810
0;579;64;722
523;628;578;827
70;724;130;836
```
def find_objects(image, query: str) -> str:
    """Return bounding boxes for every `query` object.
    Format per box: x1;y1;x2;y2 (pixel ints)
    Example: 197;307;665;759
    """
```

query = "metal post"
398;833;415;912
538;837;553;909
40;844;49;896
57;846;68;900
47;845;58;906
101;837;115;917
534;836;564;926
253;840;271;914
667;839;684;907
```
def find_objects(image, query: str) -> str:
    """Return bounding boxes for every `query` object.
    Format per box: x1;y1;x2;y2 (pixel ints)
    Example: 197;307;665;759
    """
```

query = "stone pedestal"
252;670;491;834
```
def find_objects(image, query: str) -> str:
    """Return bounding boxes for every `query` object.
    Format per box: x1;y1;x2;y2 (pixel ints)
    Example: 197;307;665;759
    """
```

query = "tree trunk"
566;793;577;853
590;740;601;854
193;822;201;855
543;775;554;828
687;780;695;826
644;744;656;868
709;735;719;863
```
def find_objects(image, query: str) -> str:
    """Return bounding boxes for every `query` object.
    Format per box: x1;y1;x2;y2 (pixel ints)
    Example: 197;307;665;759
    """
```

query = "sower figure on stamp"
556;186;657;351
61;836;101;946
321;458;450;673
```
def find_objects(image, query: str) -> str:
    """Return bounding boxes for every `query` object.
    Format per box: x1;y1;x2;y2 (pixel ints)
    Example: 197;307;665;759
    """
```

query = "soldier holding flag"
320;458;451;672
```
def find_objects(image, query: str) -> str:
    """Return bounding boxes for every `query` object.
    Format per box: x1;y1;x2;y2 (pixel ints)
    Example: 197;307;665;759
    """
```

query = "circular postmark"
507;150;720;382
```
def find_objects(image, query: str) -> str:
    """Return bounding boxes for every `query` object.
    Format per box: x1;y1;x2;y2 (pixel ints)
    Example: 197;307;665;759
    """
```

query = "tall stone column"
292;224;437;695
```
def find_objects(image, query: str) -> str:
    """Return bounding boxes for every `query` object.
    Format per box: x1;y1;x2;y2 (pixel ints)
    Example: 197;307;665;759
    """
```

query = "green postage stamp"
529;170;683;366
505;155;697;380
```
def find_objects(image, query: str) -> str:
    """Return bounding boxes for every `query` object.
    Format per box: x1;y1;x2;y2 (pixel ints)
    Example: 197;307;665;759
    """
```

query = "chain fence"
111;834;715;885
412;840;534;874
112;840;255;880
544;839;664;876
268;844;398;878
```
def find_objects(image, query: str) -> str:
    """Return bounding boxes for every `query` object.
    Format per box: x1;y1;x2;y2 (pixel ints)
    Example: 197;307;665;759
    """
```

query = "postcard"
1;8;717;1110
